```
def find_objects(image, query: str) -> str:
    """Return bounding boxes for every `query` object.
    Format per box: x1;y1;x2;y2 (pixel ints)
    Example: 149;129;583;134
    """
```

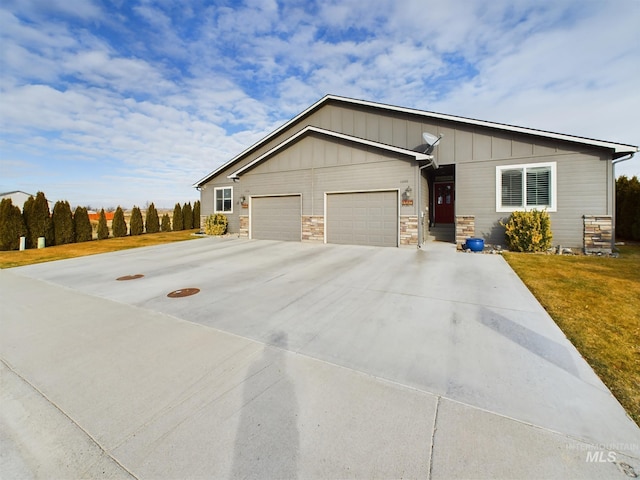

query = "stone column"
400;216;419;245
455;215;475;250
583;215;612;254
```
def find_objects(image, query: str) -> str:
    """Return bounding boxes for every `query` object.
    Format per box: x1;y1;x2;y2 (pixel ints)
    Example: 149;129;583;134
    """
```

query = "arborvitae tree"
22;196;35;248
616;176;640;240
0;199;27;251
52;200;75;245
130;206;143;235
112;206;127;237
193;200;201;229
145;202;160;234
161;213;171;232
182;202;193;230
74;206;93;242
26;192;52;248
172;203;183;231
97;209;109;240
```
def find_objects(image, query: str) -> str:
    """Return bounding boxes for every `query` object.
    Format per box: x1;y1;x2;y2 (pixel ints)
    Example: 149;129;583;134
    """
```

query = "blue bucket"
465;238;484;252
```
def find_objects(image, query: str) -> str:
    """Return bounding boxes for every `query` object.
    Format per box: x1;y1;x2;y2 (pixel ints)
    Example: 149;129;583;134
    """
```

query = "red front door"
434;182;454;223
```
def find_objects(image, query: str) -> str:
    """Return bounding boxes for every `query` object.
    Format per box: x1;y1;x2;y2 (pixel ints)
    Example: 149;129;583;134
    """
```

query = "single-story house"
194;95;638;252
0;191;53;212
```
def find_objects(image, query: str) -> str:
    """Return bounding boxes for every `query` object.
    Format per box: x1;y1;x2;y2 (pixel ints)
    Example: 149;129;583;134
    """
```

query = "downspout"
611;152;636;246
417;160;434;249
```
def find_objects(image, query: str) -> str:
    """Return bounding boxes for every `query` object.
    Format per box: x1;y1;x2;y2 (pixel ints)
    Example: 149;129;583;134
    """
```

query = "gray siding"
457;151;610;248
200;99;615;247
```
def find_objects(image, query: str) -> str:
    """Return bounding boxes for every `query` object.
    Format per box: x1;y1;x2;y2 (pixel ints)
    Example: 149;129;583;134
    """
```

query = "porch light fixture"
403;186;412;200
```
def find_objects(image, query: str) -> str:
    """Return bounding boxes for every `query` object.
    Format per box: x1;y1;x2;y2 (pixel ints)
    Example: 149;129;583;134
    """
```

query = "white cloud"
1;0;638;208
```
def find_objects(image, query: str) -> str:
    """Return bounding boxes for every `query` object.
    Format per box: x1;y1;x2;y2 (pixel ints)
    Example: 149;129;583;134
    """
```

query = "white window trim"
214;186;233;214
496;162;557;213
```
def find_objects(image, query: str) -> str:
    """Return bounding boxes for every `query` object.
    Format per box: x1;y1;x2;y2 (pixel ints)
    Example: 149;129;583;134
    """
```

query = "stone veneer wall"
400;216;418;245
302;216;324;241
239;215;249;238
583;215;612;253
455;215;475;250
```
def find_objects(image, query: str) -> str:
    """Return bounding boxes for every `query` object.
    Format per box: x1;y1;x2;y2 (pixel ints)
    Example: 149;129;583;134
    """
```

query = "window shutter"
526;167;550;206
501;169;523;207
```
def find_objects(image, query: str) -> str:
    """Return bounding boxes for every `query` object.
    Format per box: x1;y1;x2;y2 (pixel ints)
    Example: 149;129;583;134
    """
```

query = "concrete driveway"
1;237;639;479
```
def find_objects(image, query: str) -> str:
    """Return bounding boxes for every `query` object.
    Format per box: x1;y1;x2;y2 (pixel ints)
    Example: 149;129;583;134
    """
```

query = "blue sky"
1;0;639;208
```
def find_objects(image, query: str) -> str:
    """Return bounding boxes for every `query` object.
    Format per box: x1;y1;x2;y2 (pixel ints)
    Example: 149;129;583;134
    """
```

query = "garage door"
251;195;301;241
326;191;398;247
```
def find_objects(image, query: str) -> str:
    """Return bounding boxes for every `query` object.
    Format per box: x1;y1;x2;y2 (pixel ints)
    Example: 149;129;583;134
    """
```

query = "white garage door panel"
251;195;301;241
326;191;398;247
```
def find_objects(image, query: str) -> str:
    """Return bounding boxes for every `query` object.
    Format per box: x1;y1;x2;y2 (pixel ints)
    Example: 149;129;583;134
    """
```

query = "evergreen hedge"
204;213;228;235
130;206;143;235
182;202;193;230
22;196;35;248
53;200;75;246
74;206;93;242
616;175;640;240
112;206;127;237
97;209;109;239
172;203;183;231
0;198;27;250
193;200;201;229
25;192;53;248
145;203;160;234
161;213;171;232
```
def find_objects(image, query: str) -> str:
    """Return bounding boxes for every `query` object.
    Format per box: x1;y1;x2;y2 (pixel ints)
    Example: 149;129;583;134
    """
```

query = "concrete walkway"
1;238;639;479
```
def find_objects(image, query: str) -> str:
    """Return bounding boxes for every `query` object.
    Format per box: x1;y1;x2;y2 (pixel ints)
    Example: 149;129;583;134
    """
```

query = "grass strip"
0;230;202;269
504;245;640;426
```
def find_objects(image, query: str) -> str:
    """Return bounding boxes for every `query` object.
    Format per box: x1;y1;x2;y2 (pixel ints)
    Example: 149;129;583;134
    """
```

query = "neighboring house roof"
0;190;34;197
195;94;639;187
227;126;433;179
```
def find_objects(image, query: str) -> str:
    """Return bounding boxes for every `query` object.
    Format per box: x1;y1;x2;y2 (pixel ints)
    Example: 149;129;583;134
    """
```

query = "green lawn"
504;245;640;426
0;230;201;269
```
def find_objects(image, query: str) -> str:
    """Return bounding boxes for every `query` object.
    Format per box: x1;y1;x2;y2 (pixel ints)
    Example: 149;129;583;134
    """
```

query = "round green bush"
204;213;228;235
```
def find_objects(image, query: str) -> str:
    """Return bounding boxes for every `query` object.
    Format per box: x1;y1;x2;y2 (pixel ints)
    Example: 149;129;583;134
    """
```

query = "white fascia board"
193;97;330;187
227;126;431;179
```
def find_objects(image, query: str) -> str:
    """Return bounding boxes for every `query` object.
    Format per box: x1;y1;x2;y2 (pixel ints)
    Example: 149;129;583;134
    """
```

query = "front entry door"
434;182;454;223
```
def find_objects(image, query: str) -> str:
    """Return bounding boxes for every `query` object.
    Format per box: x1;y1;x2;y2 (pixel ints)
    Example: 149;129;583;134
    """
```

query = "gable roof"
195;94;638;187
227;126;432;179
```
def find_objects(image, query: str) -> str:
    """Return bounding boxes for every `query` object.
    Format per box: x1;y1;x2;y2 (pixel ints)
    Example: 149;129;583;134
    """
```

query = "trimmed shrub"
112;206;127;237
161;213;172;232
193;200;201;229
25;192;52;248
172;203;183;231
182;202;193;230
52;200;74;246
74;206;93;242
130;206;143;235
0;198;27;250
97;209;109;240
501;210;552;252
204;213;228;236
145;203;160;234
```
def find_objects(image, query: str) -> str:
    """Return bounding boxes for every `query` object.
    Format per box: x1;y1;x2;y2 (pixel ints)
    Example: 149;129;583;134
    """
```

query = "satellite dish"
422;132;442;155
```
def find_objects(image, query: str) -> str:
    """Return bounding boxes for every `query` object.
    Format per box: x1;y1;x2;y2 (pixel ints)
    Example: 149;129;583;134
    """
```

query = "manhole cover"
167;288;200;298
116;274;145;281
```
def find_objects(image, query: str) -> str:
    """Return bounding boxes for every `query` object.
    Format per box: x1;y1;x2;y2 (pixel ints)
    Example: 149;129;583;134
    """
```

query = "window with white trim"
496;162;556;212
214;186;233;213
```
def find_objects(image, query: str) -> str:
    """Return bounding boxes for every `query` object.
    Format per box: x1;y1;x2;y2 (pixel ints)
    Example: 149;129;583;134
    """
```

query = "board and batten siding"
456;150;611;248
244;134;415;217
200;99;616;246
